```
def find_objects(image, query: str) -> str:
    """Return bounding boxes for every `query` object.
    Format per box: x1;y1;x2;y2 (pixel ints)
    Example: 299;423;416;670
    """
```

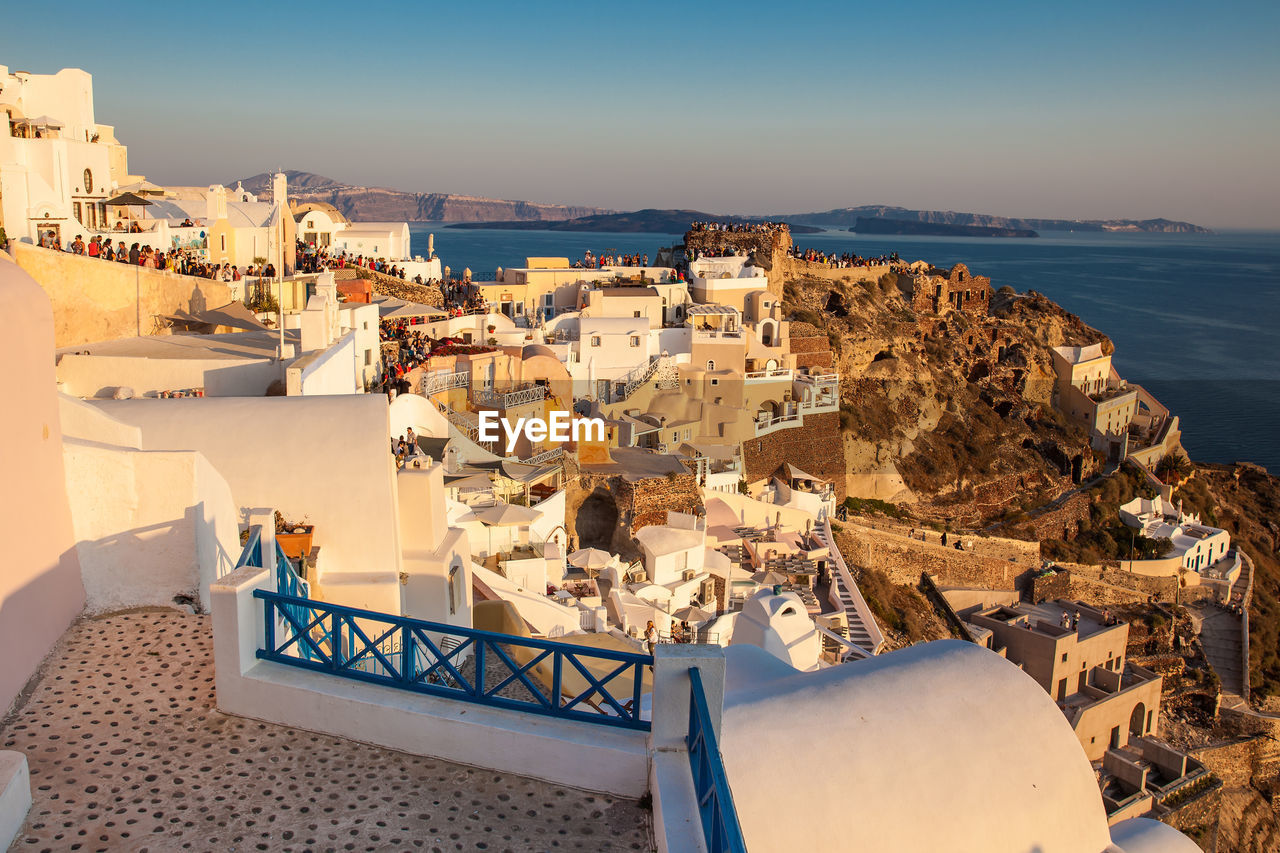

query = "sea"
408;223;1280;474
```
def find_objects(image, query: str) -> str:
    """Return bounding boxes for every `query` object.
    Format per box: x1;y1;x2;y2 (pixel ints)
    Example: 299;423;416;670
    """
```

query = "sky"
3;1;1279;228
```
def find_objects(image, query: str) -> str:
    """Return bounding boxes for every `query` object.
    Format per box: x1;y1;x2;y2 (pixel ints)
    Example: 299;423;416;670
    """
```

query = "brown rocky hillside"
782;271;1107;526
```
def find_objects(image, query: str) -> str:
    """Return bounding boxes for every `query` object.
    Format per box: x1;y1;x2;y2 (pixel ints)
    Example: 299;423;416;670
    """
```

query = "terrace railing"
475;384;547;409
420;370;470;396
687;667;747;853
253;590;652;731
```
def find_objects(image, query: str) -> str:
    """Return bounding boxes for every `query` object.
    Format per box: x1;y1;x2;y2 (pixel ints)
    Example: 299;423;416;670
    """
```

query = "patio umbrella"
104;192;153;227
568;547;614;573
670;605;713;624
751;570;790;586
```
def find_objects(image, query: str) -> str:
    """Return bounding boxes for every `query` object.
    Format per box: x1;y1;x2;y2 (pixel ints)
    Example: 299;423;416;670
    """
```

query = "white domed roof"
1108;817;1202;853
720;640;1118;853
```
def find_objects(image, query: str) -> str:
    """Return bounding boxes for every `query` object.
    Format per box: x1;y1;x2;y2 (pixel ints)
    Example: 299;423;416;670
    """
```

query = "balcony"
744;367;793;382
474;384;547;409
754;412;802;436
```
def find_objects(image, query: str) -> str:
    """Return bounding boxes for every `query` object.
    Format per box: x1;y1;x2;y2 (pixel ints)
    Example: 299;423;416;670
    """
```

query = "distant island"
233;171;608;224
232;171;1211;234
448;209;824;234
852;217;1038;238
789;205;1210;234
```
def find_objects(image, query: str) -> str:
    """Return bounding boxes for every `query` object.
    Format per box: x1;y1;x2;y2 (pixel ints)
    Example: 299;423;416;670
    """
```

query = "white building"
0;65;136;246
294;202;441;281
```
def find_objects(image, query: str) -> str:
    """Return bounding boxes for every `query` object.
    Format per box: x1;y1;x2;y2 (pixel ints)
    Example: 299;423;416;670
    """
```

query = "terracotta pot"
276;526;314;560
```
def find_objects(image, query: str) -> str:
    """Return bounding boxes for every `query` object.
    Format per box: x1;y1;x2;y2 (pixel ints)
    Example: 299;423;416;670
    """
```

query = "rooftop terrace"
1;610;653;852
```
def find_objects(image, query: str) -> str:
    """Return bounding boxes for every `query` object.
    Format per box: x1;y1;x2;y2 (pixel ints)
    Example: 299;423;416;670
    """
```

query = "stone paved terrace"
1;610;654;853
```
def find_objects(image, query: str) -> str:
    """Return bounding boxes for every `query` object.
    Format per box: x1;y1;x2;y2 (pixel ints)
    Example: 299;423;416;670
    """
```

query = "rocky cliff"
233;171;606;223
782;268;1109;525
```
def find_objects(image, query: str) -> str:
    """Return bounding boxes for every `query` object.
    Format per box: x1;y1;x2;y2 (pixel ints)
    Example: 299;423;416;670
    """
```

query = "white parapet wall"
210;562;650;797
0;752;32;850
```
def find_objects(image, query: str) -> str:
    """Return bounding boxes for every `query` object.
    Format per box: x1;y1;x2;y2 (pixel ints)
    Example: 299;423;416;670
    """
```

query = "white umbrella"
568;547;614;572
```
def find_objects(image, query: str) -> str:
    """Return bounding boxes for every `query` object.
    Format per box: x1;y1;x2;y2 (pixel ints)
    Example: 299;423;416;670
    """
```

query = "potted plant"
274;510;314;560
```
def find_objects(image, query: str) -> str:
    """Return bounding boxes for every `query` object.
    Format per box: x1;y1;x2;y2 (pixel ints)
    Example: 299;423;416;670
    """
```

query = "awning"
786;463;828;483
165;301;271;332
374;296;448;319
104;192;154;207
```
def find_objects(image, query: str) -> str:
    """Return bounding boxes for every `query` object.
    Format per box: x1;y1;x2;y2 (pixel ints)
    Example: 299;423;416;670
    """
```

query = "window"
220;235;226;251
710;378;719;386
1061;652;1068;662
706;360;715;371
633;310;642;318
306;220;314;229
73;202;82;222
83;168;93;194
591;336;601;347
630;336;640;347
364;351;372;366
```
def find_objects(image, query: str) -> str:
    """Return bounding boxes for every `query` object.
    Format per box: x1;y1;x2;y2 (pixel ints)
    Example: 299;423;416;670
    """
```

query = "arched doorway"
1129;702;1146;737
575;488;619;551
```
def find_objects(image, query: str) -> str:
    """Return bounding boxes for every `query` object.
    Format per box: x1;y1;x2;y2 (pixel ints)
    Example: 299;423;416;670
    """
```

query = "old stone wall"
565;470;703;558
835;523;1029;591
1191;738;1263;789
1055;561;1180;605
1159;781;1223;835
1027;493;1092;540
685;229;785;263
13;242;233;348
1030;569;1072;603
742;411;847;500
788;330;834;370
903;263;993;317
618;473;703;533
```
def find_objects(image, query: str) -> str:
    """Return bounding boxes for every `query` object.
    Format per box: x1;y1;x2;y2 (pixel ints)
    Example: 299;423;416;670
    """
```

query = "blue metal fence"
253;589;652;731
687;667;747;853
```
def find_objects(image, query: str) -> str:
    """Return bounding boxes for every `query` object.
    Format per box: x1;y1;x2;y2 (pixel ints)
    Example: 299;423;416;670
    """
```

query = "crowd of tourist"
41;231;251;280
568;250;652;269
294;240;415;280
787;246;903;269
391;427;419;469
689;220;788;234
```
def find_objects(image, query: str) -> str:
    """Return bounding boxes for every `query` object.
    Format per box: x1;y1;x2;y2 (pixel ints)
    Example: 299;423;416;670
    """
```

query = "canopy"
751;571;791;586
165;301;270;333
474;502;540;527
16;114;62;127
568;547;614;571
104;192;154;207
374;295;448;319
670;605;714;623
785;463;828;483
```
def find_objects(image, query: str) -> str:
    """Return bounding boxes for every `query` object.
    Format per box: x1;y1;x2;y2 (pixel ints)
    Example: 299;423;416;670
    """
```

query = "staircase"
814;519;884;657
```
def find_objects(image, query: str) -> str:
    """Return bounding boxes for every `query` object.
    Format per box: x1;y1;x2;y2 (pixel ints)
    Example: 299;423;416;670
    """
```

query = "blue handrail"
687;667;747;853
253;589;651;731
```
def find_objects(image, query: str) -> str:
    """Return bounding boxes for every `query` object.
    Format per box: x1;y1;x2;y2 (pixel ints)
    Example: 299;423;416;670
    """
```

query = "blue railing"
253;590;652;731
687;667;747;853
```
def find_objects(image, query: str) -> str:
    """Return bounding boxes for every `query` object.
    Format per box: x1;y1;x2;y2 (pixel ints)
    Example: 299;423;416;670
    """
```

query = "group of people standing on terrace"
46;232;248;280
689;220;788;234
788;246;903;269
295;240;411;280
378;319;432;397
569;249;651;269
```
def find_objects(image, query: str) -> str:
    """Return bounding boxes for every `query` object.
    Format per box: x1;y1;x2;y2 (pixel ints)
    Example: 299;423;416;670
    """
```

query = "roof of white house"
719;640;1122;853
635;523;703;557
1051;342;1107;364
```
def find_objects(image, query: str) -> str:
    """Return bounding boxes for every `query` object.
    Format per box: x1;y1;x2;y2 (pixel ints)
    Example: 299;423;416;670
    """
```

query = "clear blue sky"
4;1;1278;227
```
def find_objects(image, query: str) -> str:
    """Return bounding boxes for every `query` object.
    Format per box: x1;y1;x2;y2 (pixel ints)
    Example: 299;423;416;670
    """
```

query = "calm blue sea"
409;223;1280;473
